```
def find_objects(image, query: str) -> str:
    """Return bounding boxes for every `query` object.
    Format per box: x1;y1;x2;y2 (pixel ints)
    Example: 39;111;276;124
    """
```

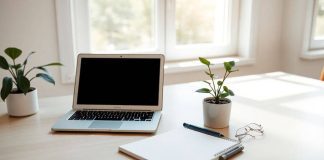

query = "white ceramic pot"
203;97;231;129
6;88;39;117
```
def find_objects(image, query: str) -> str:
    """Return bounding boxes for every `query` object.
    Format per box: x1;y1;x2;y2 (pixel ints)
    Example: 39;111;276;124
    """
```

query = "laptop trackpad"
89;121;122;129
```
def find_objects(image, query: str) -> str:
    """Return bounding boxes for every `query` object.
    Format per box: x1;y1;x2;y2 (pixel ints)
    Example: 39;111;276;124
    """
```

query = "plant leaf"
199;57;210;66
1;77;13;101
38;62;63;68
36;73;55;85
0;56;9;70
23;51;36;66
4;47;22;60
217;81;223;86
204;71;216;79
17;75;30;94
228;89;235;96
10;64;22;70
220;92;229;98
224;62;232;71
202;80;210;85
229;61;235;67
223;86;229;92
196;88;211;93
17;69;24;78
36;66;48;73
204;71;210;75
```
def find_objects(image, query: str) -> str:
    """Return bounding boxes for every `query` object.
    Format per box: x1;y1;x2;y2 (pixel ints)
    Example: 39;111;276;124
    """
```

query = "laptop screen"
76;57;161;106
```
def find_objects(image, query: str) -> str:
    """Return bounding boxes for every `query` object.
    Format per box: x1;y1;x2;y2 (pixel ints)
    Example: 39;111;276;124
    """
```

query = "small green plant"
196;57;238;104
0;47;62;101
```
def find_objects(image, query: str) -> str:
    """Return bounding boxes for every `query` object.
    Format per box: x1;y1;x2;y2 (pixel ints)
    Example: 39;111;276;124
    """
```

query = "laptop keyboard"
68;111;154;121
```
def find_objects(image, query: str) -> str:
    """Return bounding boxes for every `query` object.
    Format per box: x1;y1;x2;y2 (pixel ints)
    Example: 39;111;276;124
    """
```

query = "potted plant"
0;47;62;116
196;57;238;129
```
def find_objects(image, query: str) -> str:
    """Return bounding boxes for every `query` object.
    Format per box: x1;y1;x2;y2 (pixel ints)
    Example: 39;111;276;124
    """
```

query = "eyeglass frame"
235;123;264;142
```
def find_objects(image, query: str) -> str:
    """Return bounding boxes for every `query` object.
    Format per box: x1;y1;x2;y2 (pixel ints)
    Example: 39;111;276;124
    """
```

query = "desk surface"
1;72;324;160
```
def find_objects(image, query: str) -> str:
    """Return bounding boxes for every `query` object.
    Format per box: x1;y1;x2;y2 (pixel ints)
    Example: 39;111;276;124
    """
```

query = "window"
71;0;239;60
301;0;324;59
56;0;256;83
88;0;156;51
310;0;324;49
166;0;239;60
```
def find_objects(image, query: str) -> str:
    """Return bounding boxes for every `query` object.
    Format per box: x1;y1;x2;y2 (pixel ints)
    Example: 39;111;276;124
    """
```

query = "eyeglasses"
235;123;264;142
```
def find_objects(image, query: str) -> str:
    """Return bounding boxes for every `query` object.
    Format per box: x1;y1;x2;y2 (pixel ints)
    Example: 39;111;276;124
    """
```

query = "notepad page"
119;128;238;160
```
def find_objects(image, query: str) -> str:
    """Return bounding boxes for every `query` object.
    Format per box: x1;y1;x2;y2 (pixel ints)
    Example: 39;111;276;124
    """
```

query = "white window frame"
56;0;76;83
165;0;240;61
73;0;165;54
56;0;258;83
301;0;324;59
310;0;324;49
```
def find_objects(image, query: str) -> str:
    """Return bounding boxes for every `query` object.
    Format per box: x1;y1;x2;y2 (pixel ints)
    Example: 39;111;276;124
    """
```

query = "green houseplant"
196;57;238;128
0;47;62;116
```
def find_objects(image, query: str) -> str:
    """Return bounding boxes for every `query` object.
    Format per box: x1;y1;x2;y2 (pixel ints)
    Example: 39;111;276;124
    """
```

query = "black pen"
183;123;224;138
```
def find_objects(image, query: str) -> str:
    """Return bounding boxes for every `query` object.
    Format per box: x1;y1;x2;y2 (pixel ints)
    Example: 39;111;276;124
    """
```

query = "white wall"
0;0;284;98
282;0;324;78
0;0;73;97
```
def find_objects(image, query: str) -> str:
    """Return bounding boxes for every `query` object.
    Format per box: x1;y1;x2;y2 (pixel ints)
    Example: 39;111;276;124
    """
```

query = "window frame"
81;0;165;54
165;0;240;61
310;0;324;49
55;0;258;83
72;0;239;61
55;0;76;83
301;0;324;59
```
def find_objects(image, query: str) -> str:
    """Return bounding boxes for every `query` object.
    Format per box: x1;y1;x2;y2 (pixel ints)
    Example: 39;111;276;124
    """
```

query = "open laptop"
52;54;164;133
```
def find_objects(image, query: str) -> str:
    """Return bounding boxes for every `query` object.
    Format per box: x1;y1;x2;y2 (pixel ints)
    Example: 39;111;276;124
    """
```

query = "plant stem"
12;59;18;77
207;83;215;94
12;81;17;87
25;67;35;76
209;91;215;97
23;63;26;75
29;76;36;82
9;68;19;89
8;68;17;80
215;70;231;103
208;65;217;98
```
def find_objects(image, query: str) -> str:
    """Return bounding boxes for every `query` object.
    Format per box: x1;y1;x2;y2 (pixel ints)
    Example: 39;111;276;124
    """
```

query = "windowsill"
165;56;255;74
301;50;324;60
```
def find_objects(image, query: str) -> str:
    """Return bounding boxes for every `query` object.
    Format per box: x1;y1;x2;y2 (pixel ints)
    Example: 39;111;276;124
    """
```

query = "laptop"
52;53;164;133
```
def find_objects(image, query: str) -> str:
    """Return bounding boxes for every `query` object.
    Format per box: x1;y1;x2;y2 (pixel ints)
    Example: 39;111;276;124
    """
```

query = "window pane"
314;0;324;40
175;0;227;45
89;0;155;51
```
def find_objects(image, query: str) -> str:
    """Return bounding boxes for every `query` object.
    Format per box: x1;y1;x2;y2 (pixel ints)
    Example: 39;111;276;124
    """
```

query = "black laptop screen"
76;57;161;106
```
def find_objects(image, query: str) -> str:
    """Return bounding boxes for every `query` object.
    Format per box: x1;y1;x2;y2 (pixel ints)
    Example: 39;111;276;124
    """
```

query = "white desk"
1;72;324;160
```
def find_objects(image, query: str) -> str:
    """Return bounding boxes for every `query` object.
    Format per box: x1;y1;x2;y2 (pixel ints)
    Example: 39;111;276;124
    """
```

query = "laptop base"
52;110;162;133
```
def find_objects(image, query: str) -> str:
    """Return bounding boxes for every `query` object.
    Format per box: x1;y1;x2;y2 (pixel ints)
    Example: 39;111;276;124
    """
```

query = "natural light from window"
89;0;156;51
175;0;227;45
314;0;324;40
86;0;235;59
55;0;258;83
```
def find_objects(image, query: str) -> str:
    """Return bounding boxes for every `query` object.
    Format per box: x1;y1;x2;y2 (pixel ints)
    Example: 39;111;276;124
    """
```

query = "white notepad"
119;127;240;160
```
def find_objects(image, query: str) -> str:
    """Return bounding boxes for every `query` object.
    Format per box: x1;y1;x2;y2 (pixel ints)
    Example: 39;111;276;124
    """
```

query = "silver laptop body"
52;54;164;133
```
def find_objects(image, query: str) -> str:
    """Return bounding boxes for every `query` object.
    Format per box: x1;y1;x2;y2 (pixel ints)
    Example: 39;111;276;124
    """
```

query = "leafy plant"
0;47;62;101
196;57;238;104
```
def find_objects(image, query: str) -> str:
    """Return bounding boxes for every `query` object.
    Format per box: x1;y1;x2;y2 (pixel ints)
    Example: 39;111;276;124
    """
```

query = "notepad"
119;127;241;160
